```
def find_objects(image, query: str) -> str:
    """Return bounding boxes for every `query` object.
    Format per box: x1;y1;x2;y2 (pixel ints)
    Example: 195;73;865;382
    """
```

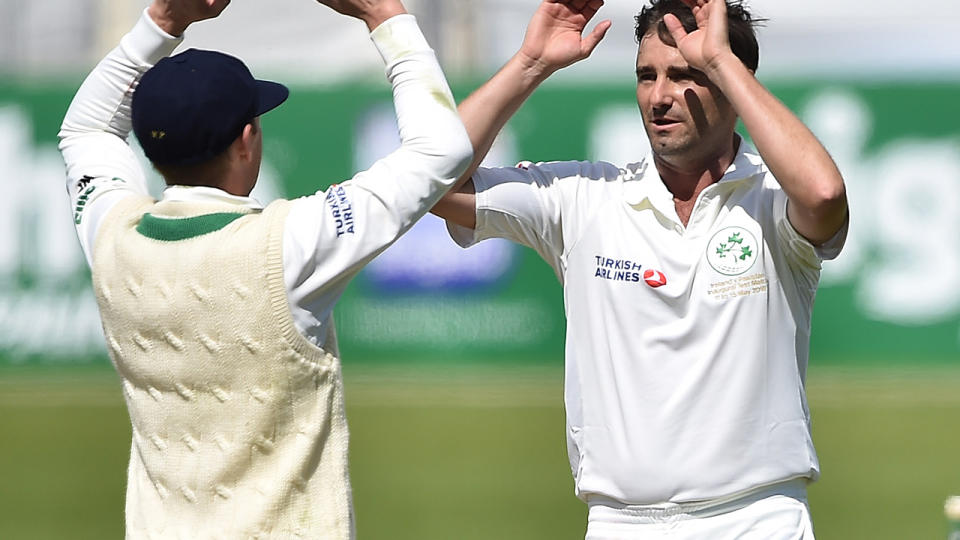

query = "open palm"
520;0;611;74
664;0;730;73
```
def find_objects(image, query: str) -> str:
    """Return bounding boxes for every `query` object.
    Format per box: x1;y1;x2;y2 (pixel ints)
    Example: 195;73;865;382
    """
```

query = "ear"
233;122;258;163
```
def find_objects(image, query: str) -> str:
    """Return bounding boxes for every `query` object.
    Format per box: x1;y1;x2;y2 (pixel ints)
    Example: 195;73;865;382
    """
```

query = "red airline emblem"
643;269;667;288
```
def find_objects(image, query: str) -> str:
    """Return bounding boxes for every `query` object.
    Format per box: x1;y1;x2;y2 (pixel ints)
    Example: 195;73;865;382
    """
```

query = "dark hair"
634;0;763;72
152;151;232;187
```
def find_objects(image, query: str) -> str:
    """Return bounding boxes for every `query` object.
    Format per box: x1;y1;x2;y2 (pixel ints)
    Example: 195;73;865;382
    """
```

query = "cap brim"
255;80;290;116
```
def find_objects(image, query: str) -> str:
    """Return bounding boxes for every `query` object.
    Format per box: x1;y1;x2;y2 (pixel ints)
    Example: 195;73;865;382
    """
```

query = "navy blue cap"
132;49;289;167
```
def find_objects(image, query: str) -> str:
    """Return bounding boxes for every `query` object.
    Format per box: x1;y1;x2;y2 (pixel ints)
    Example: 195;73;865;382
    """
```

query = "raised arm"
279;0;476;317
664;0;847;245
431;0;611;229
58;0;230;264
60;0;228;151
314;0;406;30
309;0;471;191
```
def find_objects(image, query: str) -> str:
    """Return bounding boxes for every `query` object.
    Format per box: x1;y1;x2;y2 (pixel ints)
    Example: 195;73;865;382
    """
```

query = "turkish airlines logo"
593;255;667;289
326;184;355;237
643;269;667;288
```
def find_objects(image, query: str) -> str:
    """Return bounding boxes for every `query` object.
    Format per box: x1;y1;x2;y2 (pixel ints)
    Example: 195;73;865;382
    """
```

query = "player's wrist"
360;1;407;32
147;3;189;36
513;50;554;85
702;51;749;85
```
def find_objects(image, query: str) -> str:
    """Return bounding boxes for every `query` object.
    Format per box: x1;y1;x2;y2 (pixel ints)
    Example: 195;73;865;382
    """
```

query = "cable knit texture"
92;195;353;540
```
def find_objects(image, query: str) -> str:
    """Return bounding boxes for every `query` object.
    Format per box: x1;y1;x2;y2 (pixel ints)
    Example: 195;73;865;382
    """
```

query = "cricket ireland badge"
706;226;759;276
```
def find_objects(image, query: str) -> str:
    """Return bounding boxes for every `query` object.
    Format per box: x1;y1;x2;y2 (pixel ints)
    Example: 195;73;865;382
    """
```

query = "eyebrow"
636;65;704;78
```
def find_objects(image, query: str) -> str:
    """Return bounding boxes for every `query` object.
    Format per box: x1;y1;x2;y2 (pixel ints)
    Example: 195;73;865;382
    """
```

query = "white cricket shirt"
59;10;471;349
448;143;846;505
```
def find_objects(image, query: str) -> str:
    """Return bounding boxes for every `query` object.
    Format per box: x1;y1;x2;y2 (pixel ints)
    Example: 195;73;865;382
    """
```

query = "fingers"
677;0;710;22
552;0;604;17
548;0;597;6
209;0;231;17
684;0;725;25
582;19;611;56
706;0;728;19
662;13;688;42
582;0;604;22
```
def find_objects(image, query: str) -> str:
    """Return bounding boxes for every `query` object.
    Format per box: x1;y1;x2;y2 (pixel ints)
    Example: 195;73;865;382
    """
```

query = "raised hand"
662;0;733;75
518;0;612;76
314;0;406;30
147;0;231;36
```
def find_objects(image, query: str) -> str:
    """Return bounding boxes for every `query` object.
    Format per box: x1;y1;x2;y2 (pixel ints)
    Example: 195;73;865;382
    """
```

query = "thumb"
662;14;688;43
581;19;612;57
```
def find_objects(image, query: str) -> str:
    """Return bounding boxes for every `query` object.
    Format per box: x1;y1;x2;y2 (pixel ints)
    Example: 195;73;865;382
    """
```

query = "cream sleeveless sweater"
92;195;353;539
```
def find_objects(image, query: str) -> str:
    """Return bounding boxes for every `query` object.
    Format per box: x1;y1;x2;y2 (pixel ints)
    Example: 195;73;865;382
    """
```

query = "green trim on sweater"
136;212;246;241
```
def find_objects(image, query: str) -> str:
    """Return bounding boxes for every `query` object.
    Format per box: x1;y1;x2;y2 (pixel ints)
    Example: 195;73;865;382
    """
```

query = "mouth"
650;117;681;131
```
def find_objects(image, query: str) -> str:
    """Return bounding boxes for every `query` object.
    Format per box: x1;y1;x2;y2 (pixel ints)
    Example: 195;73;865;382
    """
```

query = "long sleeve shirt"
59;9;473;349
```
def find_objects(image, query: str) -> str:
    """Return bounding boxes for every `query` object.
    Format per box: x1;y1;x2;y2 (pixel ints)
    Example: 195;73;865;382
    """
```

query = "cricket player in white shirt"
432;0;849;538
58;0;471;537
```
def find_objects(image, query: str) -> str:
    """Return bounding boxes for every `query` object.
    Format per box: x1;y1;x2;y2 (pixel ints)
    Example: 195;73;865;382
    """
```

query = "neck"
218;182;253;197
653;135;740;203
162;180;252;198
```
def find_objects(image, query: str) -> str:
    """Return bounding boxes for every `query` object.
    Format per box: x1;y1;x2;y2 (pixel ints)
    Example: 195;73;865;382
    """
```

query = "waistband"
587;478;809;524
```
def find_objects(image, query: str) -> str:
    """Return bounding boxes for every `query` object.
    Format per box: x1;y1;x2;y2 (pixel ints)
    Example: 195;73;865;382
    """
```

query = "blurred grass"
1;364;958;539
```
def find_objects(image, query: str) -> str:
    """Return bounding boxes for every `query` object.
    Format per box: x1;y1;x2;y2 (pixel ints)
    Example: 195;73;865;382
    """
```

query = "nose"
650;78;673;115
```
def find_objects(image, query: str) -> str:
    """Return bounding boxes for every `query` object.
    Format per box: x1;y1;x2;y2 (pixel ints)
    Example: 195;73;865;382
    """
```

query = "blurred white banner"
2;0;959;80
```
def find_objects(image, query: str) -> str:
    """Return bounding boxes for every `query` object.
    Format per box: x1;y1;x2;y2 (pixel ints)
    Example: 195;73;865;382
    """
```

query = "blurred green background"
2;79;960;539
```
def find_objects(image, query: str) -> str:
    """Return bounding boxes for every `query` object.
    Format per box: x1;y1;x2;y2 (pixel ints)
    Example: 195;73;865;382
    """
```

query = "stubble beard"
647;127;698;161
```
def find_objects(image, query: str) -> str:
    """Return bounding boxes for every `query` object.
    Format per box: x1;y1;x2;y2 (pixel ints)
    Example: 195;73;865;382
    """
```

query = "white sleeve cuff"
369;14;431;66
119;8;184;67
444;171;496;249
776;192;848;264
445;220;481;248
813;213;849;261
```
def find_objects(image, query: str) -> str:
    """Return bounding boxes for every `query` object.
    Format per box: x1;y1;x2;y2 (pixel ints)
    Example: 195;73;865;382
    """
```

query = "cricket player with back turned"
432;0;849;538
58;0;471;537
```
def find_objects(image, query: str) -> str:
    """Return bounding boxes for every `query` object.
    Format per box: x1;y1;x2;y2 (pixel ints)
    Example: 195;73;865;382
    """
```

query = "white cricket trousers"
585;479;814;539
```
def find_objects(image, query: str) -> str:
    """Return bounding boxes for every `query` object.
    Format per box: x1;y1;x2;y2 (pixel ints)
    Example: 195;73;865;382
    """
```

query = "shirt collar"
162;185;264;210
623;136;766;208
721;138;766;183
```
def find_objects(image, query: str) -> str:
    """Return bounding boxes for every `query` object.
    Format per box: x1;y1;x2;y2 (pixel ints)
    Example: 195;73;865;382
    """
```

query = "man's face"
635;31;737;165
